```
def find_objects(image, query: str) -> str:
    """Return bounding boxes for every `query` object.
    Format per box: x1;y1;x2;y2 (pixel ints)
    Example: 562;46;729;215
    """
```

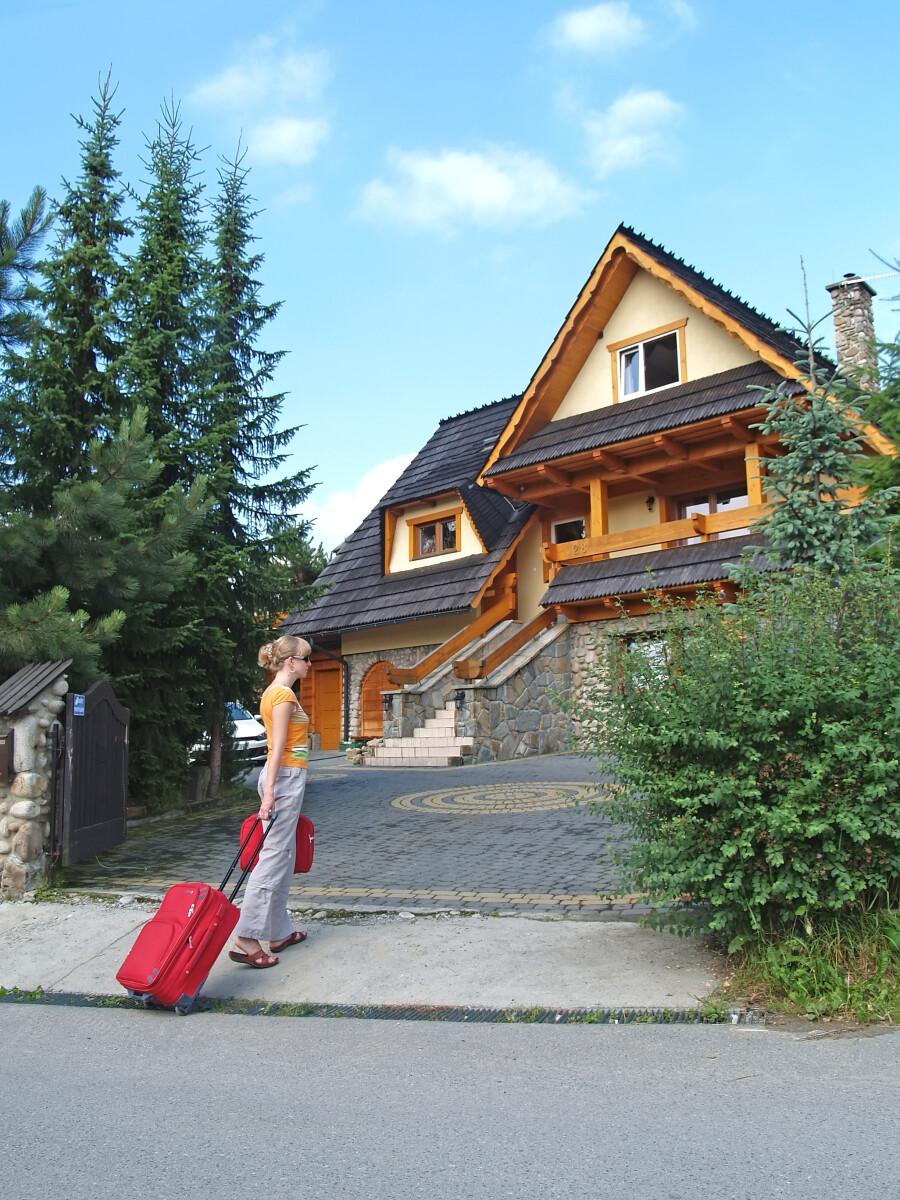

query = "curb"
0;988;765;1026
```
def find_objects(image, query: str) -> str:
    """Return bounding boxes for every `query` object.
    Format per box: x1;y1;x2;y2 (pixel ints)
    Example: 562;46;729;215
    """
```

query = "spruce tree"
197;149;322;794
3;76;131;510
736;315;898;576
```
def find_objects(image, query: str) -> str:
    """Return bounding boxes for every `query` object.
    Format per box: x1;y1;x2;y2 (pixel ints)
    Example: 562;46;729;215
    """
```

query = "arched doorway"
360;661;393;739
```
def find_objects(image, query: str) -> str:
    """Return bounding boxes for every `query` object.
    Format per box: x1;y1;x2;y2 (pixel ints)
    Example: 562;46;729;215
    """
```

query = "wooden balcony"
543;504;772;565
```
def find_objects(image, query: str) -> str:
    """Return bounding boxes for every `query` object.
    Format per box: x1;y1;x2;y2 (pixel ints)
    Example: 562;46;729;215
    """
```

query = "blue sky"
6;1;899;549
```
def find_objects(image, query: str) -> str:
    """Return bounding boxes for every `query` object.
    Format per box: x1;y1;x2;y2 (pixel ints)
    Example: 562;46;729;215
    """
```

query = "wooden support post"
589;478;609;559
745;442;764;507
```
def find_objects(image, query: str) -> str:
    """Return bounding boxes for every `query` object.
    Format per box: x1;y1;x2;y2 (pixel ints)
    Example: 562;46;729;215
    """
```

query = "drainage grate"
0;989;765;1025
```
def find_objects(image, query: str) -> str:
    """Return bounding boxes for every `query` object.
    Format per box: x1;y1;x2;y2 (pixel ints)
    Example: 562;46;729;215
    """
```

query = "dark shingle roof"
486;363;802;477
542;534;773;605
286;398;533;639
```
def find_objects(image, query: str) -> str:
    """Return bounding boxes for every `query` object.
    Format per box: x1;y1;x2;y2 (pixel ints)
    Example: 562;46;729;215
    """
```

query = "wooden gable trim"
459;495;488;553
470;509;539;610
479;243;638;481
478;228;899;479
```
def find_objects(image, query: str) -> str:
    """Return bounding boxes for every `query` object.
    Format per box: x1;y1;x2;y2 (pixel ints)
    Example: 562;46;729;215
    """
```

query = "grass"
717;910;900;1024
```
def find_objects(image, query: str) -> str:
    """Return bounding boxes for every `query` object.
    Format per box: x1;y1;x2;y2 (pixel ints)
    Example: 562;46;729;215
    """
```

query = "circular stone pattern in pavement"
390;782;606;816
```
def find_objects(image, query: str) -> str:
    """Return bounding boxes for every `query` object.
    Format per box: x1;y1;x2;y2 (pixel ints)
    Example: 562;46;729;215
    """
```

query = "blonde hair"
258;635;311;674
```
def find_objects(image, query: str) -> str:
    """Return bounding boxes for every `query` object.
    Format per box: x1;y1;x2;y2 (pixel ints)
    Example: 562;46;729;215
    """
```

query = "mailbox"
0;727;13;784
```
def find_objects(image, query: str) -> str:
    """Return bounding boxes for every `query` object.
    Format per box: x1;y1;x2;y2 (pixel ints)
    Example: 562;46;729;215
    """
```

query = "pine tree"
197;149;323;795
0;185;51;350
2;75;131;510
0;409;203;684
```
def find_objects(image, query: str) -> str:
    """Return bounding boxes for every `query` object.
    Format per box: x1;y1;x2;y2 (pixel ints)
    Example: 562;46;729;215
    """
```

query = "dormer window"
607;318;687;403
409;508;461;559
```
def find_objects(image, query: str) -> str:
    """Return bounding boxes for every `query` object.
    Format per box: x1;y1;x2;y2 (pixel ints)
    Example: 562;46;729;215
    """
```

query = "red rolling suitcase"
116;816;276;1014
239;812;314;874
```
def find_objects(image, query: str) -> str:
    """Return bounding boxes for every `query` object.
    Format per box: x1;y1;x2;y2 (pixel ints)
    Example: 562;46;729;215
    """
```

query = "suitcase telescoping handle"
219;814;277;902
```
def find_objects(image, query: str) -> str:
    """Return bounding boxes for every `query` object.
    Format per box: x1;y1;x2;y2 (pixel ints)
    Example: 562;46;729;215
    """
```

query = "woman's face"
290;653;311;681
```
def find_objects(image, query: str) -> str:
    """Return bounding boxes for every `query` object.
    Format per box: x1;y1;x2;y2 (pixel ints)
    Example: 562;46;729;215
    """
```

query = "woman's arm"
260;700;293;818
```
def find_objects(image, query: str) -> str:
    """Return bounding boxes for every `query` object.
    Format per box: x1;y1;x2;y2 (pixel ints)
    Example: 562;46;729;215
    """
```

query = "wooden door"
313;665;342;750
360;661;392;739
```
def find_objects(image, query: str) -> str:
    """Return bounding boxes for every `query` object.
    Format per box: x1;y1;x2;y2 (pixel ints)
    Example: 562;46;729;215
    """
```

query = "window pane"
621;348;640;396
714;488;748;512
714;487;749;540
643;333;679;392
418;524;436;555
553;518;586;543
441;518;456;551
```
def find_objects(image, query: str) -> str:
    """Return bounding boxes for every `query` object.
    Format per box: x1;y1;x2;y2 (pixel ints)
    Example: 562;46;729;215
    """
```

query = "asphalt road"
6;1005;899;1200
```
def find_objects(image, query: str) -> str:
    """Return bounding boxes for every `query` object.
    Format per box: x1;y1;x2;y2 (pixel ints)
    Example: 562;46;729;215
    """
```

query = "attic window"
607;318;687;403
409;508;461;559
619;332;679;397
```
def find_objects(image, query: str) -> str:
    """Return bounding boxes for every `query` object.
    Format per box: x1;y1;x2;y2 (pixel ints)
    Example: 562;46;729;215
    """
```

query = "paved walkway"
64;753;645;917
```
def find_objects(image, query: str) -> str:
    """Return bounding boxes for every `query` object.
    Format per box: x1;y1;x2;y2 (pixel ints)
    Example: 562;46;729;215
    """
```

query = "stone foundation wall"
457;629;573;762
0;675;68;898
345;643;440;739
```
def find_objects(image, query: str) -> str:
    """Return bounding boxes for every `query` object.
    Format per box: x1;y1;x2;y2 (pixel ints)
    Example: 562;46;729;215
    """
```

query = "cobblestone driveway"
64;754;645;917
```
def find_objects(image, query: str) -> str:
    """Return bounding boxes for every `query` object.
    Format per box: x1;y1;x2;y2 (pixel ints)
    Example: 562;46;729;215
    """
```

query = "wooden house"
285;226;890;763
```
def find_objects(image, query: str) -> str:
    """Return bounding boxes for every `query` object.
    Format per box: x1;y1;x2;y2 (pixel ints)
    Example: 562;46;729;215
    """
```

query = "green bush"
574;565;900;943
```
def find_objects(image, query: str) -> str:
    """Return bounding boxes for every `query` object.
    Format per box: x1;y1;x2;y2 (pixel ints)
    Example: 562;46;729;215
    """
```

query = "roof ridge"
616;223;808;356
437;393;522;426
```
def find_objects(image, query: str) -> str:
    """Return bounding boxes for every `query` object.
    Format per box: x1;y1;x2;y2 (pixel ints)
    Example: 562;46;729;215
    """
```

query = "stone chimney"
825;273;878;390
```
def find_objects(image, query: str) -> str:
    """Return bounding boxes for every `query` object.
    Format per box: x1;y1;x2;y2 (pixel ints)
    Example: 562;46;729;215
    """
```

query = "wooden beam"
544;504;772;563
454;607;558;680
721;416;754;443
387;594;516;686
745;442;765;506
384;509;399;574
537;464;572;487
654;434;688;460
589;477;609;540
592;448;627;473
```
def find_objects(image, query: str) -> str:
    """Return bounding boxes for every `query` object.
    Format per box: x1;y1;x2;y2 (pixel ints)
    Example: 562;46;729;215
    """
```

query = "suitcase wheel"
174;1001;193;1016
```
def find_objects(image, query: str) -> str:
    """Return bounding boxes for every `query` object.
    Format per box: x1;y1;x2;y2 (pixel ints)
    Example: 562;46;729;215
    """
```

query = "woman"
230;635;312;968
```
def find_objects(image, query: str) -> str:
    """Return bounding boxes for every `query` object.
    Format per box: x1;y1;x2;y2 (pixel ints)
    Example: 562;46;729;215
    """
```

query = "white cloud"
303;455;416;551
661;0;698;29
583;89;683;178
550;3;645;53
190;41;330;112
250;116;329;167
357;147;591;234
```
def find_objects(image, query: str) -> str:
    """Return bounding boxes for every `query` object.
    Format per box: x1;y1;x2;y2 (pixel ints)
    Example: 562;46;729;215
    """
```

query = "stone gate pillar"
0;663;69;899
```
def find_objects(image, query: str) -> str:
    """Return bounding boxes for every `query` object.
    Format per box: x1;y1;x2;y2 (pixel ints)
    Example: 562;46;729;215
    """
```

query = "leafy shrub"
574;564;900;943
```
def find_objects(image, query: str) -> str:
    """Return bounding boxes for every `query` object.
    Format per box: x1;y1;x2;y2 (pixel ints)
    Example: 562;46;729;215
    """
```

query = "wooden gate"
58;681;129;865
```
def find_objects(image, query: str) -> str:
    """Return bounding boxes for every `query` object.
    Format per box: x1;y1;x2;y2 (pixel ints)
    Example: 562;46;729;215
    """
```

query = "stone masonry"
0;674;68;898
346;643;440;740
826;274;878;390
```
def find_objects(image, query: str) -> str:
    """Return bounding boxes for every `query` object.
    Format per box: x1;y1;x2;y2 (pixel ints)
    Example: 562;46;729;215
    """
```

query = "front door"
314;666;342;750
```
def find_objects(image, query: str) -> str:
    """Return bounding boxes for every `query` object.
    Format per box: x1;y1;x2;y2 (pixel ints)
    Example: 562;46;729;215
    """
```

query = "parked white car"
191;703;268;764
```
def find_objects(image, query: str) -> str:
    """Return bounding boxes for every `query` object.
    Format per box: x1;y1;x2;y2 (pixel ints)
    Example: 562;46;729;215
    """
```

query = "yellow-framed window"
408;507;462;559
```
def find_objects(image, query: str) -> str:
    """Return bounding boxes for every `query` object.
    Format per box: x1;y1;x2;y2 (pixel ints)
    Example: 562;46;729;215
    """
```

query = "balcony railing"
542;504;772;564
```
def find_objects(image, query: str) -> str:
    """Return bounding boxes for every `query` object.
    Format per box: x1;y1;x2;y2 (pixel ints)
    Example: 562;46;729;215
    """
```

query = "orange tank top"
259;685;309;769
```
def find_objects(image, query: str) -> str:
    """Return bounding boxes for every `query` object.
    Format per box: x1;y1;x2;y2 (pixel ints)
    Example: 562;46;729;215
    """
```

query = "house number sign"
73;695;85;717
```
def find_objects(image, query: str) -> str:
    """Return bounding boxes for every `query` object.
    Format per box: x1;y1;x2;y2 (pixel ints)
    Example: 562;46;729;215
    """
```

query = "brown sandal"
229;946;279;968
269;931;307;953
